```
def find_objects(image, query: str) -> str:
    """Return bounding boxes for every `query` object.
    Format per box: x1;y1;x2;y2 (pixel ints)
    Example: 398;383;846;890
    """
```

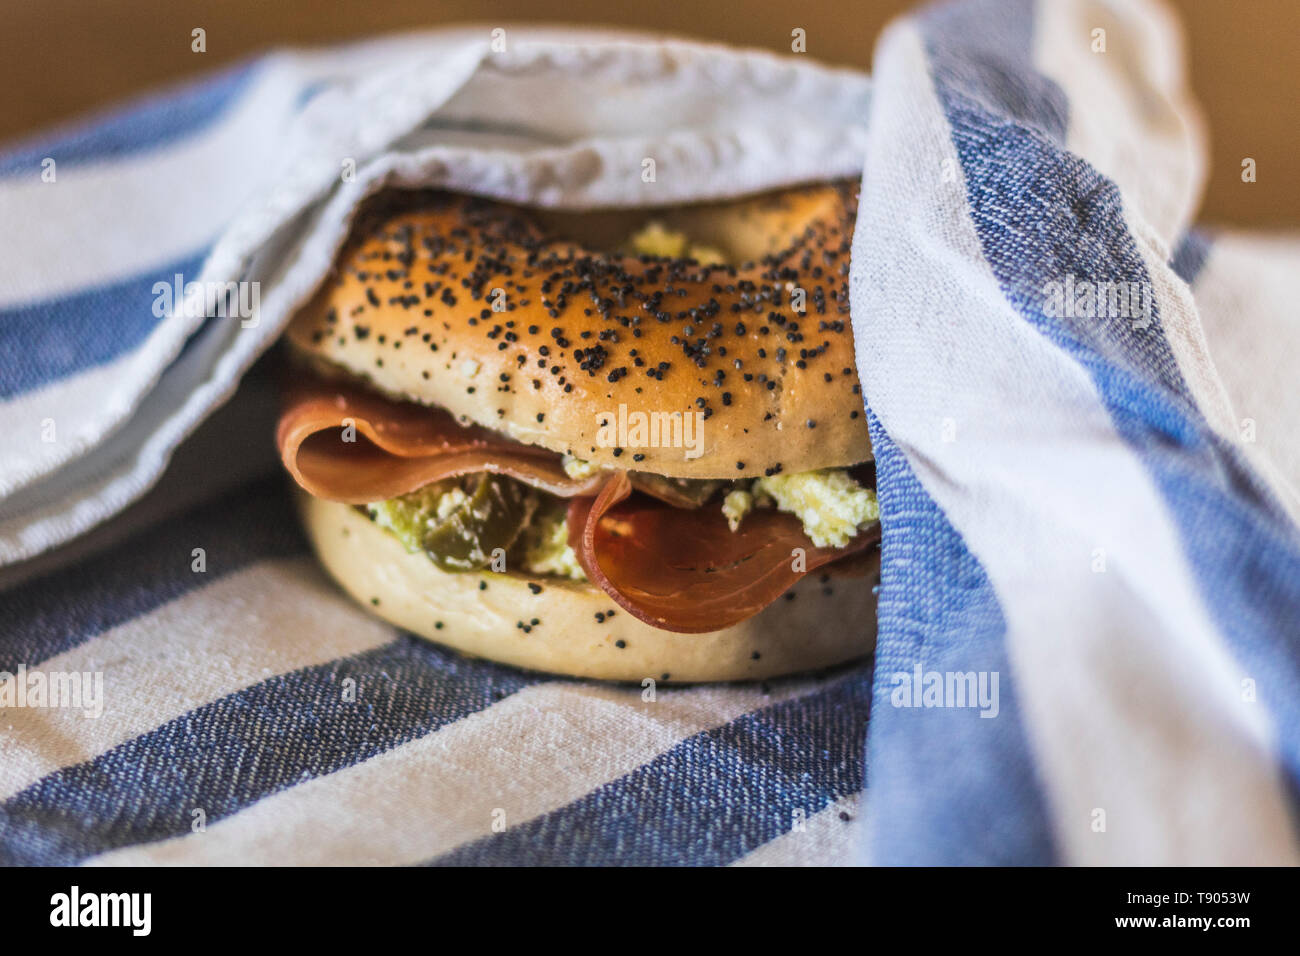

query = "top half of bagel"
283;181;869;479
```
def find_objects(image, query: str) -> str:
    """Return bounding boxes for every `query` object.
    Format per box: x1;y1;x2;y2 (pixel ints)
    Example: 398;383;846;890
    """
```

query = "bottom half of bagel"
297;490;878;683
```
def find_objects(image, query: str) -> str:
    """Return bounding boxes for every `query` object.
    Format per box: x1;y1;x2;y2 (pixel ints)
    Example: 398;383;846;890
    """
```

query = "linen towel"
3;1;1299;865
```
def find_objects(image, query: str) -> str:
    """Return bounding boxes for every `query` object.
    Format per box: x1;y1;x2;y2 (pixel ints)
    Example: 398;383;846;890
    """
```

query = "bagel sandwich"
277;182;880;682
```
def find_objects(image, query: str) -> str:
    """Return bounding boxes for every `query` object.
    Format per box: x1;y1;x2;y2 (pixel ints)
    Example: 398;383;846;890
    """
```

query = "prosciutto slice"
279;374;880;633
277;377;606;503
568;471;880;633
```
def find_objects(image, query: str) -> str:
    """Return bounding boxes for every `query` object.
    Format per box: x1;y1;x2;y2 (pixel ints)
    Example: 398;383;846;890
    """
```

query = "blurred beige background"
2;0;1296;227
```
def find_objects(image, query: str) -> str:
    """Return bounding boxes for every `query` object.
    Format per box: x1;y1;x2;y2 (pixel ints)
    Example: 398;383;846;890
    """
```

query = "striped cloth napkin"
0;26;873;866
2;0;1298;866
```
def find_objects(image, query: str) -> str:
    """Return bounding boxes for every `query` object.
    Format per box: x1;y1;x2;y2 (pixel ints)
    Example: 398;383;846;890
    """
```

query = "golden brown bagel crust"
299;491;878;682
285;183;870;479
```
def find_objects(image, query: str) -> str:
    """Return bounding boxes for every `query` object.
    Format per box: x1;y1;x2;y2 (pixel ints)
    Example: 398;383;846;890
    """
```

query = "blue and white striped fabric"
1;0;1297;866
0;25;872;866
856;0;1300;864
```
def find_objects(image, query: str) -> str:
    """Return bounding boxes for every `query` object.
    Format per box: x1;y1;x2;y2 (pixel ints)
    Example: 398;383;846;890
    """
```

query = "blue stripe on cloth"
425;668;871;866
0;61;258;177
0;474;304;674
0;637;544;865
922;0;1300;808
863;410;1059;865
921;0;1066;142
1170;229;1214;285
0;252;209;399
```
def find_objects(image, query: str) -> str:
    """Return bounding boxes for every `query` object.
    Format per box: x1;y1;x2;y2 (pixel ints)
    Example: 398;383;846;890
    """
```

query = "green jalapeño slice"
368;475;536;572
